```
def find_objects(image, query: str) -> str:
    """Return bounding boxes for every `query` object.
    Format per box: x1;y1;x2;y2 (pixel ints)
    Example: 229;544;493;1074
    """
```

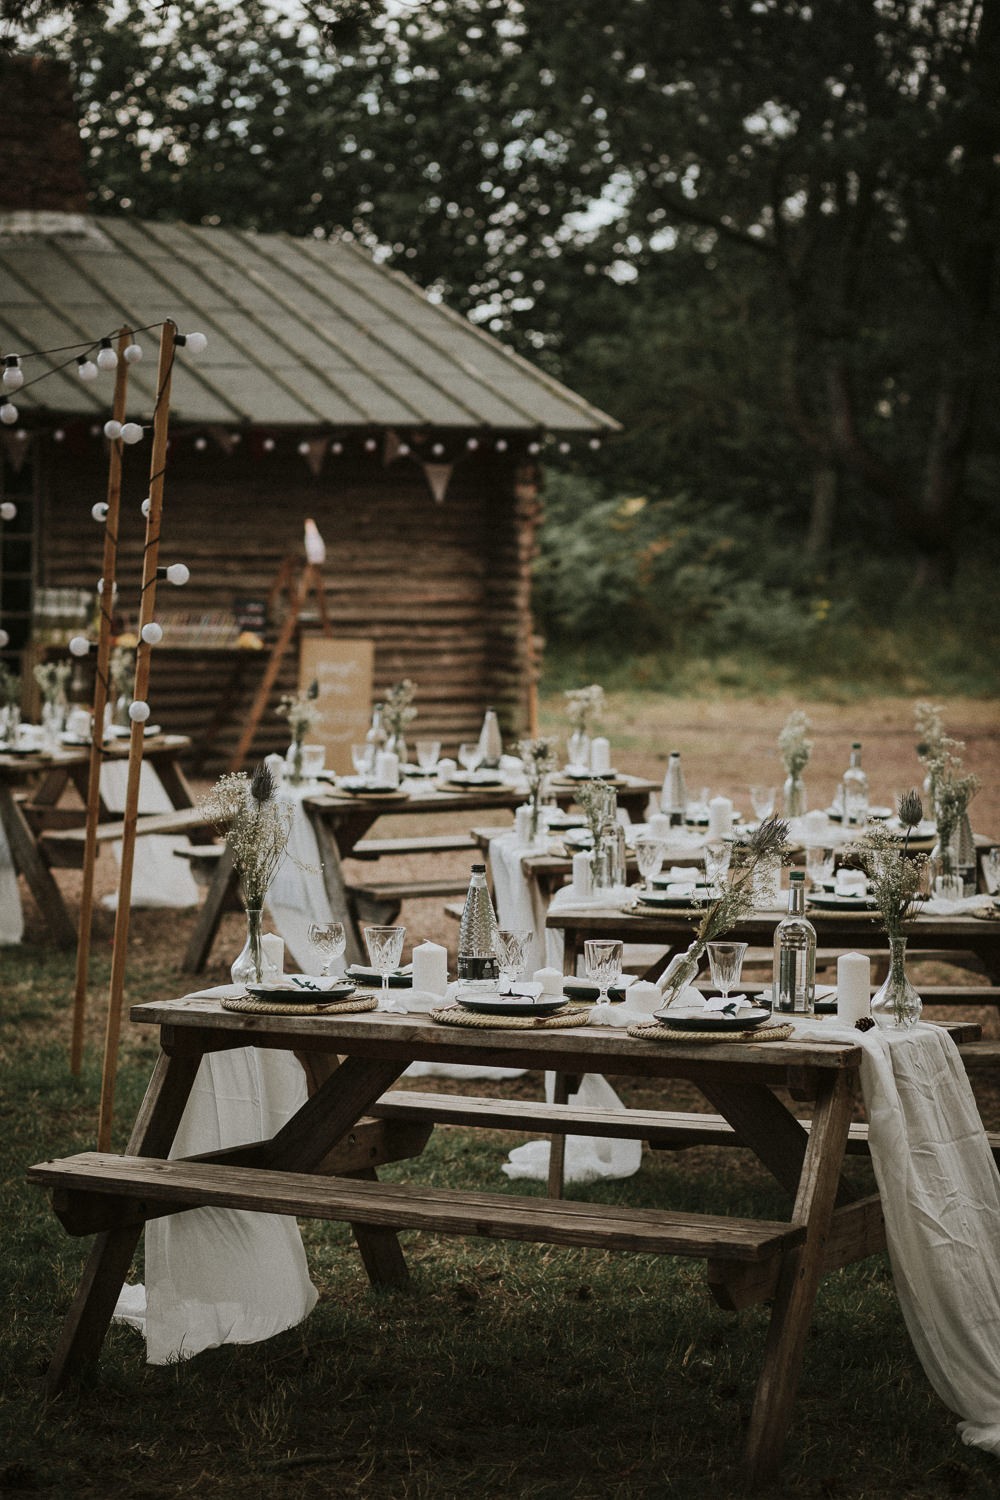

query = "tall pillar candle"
707;796;733;840
837;951;871;1026
375;749;400;788
412;940;448;996
572;851;593;897
261;933;284;980
590;736;611;775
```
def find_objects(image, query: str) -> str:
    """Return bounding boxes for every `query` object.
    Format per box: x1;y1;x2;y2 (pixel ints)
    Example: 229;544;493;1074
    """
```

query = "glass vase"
41;698;66;752
657;943;705;1008
386;731;408;765
231;907;265;988
870;934;921;1030
285;738;304;786
783;773;807;818
567;729;591;770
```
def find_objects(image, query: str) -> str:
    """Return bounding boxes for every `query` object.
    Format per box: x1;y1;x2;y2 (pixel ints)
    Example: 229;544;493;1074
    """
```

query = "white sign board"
298;636;374;775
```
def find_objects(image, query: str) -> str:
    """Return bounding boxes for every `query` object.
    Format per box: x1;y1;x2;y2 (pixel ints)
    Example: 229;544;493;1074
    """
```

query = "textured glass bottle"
841;742;870;827
661;750;687;827
773;872;817;1014
457;863;500;983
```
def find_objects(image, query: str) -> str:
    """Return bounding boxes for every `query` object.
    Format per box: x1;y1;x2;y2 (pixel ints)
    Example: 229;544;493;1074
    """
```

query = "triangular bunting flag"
422;462;454;504
208;425;241;456
382;429;401;466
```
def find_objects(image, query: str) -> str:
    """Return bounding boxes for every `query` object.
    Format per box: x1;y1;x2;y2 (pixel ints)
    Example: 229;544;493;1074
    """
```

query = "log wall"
39;435;542;770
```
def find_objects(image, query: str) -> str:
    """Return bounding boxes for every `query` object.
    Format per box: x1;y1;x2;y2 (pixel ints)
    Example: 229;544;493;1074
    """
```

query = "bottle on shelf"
660;750;687;827
477;707;503;769
772;871;817;1014
841;742;869;827
457;863;500;984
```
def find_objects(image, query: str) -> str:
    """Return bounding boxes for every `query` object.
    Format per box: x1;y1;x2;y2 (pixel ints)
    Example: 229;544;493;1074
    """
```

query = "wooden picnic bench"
27;997;980;1485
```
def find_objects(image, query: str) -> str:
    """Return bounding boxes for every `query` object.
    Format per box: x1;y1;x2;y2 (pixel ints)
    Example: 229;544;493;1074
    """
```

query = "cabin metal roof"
0;215;618;433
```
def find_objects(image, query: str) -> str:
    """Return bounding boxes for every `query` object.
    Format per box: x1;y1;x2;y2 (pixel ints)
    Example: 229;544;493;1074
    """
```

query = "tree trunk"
804;465;838;563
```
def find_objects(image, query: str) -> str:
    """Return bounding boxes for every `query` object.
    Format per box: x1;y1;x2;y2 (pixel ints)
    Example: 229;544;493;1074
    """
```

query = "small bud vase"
657;943;705;1008
783;774;807;818
870;934;921;1029
231;907;265;988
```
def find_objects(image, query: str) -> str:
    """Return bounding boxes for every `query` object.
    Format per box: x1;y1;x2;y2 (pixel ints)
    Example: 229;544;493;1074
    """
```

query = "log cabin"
0;56;617;770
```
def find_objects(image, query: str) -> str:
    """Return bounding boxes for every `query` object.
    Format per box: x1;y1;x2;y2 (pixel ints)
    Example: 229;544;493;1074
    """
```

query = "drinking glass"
633;836;665;893
496;929;533;988
703;839;732;894
805;846;836;890
457;742;482;774
364;925;406;1010
307;920;346;977
351;743;374;779
584;938;623;1006
415;738;441;771
750;785;776;822
301;744;325;781
707;940;748;1005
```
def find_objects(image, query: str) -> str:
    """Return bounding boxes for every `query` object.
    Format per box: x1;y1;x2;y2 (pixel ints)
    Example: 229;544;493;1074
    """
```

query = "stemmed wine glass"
364;924;406;1011
496;929;533;991
805;846;836;891
457;742;482;775
307;920;346;978
749;785;776;823
633;836;665;893
584;938;623;1009
703;839;732;896
706;940;748;1012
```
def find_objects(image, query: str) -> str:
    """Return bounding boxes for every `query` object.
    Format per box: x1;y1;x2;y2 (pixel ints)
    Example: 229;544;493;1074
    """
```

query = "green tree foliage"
19;1;1000;612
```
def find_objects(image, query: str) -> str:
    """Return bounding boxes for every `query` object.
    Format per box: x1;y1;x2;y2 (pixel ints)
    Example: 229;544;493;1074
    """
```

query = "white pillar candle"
837;951;871;1025
375;749;400;787
648;812;672;841
514;805;534;845
260;933;284;980
412;940;448;996
590;736;611;774
533;966;564;996
835;868;867;897
707;795;734;840
623;980;660;1016
571;851;593;897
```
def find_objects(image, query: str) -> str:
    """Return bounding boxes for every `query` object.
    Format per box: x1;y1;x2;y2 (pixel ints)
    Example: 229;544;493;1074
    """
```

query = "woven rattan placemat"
222;993;379;1017
430;1004;590;1031
626;1021;794;1044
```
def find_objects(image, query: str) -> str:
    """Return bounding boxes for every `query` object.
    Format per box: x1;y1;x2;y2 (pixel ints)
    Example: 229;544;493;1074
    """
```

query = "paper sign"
298;636;373;775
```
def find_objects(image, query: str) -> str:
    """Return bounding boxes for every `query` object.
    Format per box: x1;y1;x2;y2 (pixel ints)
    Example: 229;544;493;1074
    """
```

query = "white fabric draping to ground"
99;761;200;910
0;816;24;943
794;1017;1000;1457
114;999;317;1364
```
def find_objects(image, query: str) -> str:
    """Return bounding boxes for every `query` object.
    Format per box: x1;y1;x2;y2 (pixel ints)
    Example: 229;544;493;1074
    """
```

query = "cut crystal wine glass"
706;940;748;1008
584;938;623;1007
307;920;346;978
364;925;406;1010
633;836;664;893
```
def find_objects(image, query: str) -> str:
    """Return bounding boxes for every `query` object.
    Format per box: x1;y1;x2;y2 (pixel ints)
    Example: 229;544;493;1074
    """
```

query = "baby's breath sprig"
33;660;71;704
564;684;605;733
202;763;294;910
693;815;791;946
849;790;928;941
382;678;418;739
778;710;812;779
278;678;321;746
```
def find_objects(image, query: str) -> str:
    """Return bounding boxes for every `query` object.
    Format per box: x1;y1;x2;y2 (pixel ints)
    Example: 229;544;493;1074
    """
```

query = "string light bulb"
96;338;118;371
123;341;143;364
128;700;151;723
0;629;8;649
141;622;163;645
364;437;377;452
69;635;91;657
175;331;208;354
558;441;571;454
163;563;190;586
103;419;123;440
297;441;310;456
466;437;479;451
397;442;411;456
141;497;151;517
331;441;343;455
0;402;18;425
2;356;23;390
432;443;445;456
589;438;602;450
77;356;98;381
528;441;541;454
0;501;16;520
91;502;109;522
262;437;275;452
121;422;144;444
495;438;508;452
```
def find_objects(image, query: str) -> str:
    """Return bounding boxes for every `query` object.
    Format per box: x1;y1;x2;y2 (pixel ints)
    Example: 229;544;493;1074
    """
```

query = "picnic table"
0;735;196;946
28;993;980;1484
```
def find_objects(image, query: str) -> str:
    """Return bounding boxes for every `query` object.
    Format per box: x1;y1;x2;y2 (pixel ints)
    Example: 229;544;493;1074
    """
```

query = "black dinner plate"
345;965;413;988
652;1005;773;1031
456;993;569;1017
246;980;356;1005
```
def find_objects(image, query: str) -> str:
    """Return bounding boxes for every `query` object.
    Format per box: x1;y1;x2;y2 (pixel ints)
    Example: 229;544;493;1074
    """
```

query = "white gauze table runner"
99;761;200;910
794;1017;1000;1456
114;996;317;1364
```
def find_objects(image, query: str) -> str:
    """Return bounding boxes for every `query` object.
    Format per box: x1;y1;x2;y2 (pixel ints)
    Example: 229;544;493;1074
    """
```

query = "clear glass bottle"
772;871;817;1014
366;702;387;755
841;742;869;827
661;750;687;827
477;707;503;769
457;863;500;984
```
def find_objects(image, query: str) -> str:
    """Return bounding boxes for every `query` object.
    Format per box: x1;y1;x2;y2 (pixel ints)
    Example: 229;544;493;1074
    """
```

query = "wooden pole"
97;320;176;1151
69;326;132;1076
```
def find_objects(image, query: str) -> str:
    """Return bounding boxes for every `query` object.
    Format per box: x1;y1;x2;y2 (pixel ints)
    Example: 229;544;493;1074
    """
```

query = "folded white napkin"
702;994;753;1012
346;963;413;980
922;896;996;917
255;975;347;994
498;980;544;998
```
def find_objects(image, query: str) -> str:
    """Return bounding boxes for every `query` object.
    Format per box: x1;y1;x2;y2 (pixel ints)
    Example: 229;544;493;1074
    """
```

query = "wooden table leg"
0;785;77;947
742;1069;855;1487
44;1048;203;1394
546;1072;581;1199
182;843;236;970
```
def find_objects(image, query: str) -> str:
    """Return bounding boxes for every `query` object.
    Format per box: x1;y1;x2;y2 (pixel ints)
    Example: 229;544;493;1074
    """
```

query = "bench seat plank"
30;1152;806;1261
